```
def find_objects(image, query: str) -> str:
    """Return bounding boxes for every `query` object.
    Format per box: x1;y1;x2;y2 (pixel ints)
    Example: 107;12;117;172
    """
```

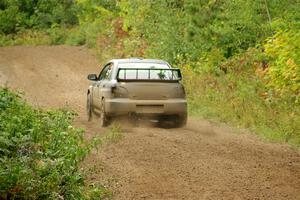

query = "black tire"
86;93;92;121
175;114;187;128
158;115;175;128
99;99;110;127
158;114;187;128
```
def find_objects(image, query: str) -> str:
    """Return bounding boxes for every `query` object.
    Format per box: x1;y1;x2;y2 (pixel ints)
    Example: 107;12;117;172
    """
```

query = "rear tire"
86;93;92;121
158;114;187;128
175;114;187;128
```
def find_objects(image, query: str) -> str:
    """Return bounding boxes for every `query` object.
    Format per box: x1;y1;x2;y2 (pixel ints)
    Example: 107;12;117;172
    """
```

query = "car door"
92;63;113;109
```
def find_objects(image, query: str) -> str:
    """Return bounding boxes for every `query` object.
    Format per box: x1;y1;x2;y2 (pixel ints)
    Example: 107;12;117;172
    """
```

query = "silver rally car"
86;58;187;127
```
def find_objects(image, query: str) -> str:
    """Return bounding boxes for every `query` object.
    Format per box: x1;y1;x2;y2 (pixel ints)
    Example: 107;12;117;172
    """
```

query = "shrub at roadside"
264;28;300;103
181;49;300;147
0;88;109;199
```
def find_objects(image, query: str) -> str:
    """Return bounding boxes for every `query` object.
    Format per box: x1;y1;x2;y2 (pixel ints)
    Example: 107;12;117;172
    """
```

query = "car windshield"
118;63;180;80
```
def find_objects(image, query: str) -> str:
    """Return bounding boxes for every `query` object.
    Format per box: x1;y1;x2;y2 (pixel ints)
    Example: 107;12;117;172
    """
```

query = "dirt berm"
1;46;300;200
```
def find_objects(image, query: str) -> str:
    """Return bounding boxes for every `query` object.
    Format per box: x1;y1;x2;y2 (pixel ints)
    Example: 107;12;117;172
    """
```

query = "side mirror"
87;74;98;81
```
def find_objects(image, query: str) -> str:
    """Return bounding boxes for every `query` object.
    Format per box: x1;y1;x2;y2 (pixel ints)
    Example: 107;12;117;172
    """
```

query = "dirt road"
1;46;300;200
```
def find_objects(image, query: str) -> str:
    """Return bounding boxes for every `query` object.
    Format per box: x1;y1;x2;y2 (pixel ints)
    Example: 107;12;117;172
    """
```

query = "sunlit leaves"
264;29;300;102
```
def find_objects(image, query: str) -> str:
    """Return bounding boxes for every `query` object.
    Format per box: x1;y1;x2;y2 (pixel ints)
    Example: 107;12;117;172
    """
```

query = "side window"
99;63;113;80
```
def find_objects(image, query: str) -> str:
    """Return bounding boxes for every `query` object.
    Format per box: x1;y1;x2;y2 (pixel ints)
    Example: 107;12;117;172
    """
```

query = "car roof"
110;58;169;65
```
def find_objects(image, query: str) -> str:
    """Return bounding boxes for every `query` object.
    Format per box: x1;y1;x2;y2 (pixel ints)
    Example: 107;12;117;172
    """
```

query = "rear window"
117;63;181;81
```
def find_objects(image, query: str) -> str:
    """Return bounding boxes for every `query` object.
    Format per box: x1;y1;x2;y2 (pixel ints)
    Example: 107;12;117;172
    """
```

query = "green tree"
0;0;78;34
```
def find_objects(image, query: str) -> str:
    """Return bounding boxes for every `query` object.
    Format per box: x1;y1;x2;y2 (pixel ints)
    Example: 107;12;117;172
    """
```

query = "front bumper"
105;98;187;116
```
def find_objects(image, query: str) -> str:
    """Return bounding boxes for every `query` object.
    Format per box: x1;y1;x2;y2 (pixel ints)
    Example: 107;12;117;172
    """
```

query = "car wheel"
100;99;110;127
158;115;175;128
87;93;92;121
175;114;187;128
159;114;187;128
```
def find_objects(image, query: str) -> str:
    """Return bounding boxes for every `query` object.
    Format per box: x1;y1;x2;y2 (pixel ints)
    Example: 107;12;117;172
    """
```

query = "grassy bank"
0;88;110;199
181;50;300;147
186;73;300;146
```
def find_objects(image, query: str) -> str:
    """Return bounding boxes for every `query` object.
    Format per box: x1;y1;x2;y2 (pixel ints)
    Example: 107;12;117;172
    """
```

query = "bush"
0;5;19;34
0;0;78;34
264;29;300;102
65;28;86;46
0;88;107;199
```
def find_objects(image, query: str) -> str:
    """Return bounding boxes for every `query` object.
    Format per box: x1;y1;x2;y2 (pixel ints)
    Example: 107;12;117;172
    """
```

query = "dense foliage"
264;28;300;102
0;0;299;144
0;0;78;34
0;88;108;199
